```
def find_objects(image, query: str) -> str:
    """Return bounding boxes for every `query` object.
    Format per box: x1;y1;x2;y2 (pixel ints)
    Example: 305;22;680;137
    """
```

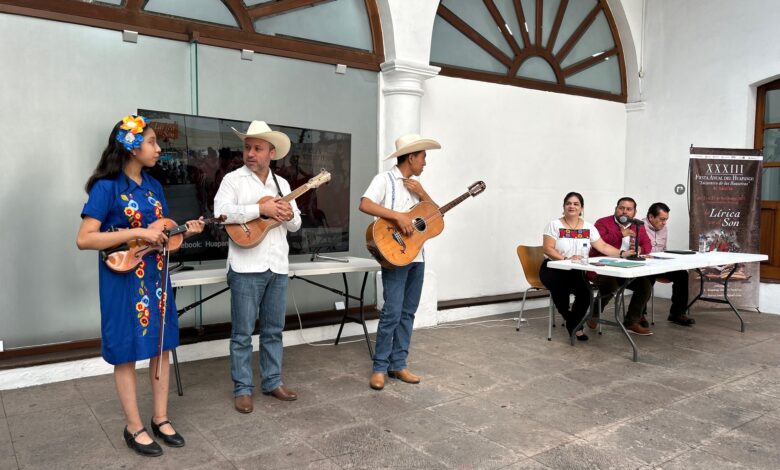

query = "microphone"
618;215;644;225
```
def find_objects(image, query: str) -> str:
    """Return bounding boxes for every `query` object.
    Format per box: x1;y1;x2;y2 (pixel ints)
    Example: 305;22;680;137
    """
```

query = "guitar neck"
281;184;311;203
164;217;220;237
439;191;472;215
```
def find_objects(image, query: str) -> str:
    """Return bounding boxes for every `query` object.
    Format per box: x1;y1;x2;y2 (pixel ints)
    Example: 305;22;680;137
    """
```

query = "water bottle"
698;234;707;253
578;240;590;265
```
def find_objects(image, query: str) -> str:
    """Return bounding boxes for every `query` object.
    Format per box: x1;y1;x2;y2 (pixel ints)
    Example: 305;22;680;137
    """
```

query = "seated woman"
539;192;630;341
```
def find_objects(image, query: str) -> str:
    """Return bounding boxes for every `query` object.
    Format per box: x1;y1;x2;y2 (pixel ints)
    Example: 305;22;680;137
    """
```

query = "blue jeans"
227;268;287;396
373;262;424;373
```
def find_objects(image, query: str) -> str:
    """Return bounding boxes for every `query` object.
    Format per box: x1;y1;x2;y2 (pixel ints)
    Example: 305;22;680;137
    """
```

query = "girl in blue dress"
77;115;204;457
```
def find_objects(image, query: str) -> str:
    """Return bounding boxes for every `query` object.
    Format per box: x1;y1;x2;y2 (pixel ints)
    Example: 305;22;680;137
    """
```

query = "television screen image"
140;110;351;262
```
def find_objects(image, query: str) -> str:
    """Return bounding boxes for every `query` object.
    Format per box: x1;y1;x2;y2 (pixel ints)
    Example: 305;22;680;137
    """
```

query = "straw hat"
384;134;441;161
231;121;291;160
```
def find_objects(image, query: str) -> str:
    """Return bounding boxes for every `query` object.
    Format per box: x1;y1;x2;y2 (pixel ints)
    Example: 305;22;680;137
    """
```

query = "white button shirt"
362;165;424;263
214;165;302;274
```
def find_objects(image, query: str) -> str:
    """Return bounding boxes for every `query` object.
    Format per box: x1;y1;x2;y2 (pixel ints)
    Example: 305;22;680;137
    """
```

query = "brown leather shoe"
387;369;421;384
369;372;385;390
262;385;297;401
625;323;653;335
586;318;598;329
234;394;253;413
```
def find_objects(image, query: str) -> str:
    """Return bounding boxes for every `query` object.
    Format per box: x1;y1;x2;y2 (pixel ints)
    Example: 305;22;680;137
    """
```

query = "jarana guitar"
224;170;331;248
366;181;486;268
100;215;226;273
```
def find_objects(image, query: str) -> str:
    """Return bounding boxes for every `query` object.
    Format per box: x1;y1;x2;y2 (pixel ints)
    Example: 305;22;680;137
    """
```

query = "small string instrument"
366;181;487;269
224;170;331;248
100;215;225;273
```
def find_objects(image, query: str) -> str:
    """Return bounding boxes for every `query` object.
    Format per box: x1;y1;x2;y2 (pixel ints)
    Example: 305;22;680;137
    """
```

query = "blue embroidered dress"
81;172;179;365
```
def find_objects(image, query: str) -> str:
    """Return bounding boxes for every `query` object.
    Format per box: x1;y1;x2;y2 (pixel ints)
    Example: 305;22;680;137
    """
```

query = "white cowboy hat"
231;120;291;160
384;133;441;161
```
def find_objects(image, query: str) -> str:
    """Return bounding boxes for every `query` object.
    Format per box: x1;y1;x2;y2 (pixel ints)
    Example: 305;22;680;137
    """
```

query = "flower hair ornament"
116;115;147;151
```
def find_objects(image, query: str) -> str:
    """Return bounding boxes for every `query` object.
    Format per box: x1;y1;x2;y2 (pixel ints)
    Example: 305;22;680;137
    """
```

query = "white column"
379;59;439;170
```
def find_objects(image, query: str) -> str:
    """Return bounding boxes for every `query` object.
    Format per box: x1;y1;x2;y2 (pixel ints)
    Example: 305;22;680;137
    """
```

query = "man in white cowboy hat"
359;133;441;390
214;120;302;413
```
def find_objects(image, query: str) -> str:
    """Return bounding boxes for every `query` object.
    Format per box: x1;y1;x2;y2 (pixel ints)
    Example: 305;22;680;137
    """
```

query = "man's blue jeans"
227;268;287;396
373;262;424;373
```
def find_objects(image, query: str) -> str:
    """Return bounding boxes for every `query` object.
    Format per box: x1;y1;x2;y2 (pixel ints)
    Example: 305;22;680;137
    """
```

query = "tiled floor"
2;301;780;469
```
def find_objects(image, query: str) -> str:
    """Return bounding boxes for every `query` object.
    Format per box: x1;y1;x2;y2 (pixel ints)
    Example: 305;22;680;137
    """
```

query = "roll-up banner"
689;147;763;309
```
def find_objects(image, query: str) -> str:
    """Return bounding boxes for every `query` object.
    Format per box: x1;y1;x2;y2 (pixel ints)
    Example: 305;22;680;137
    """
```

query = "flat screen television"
140;110;351;262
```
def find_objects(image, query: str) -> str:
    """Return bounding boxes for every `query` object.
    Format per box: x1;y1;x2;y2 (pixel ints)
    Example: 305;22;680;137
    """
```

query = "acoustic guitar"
100;216;226;273
224;170;331;248
366;181;486;268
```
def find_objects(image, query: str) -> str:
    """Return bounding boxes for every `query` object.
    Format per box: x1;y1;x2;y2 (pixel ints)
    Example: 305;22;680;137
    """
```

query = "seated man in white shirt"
644;202;695;326
214;121;302;414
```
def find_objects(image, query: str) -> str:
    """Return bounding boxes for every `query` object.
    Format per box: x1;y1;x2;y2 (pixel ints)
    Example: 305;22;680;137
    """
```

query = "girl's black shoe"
151;419;186;447
124;426;163;457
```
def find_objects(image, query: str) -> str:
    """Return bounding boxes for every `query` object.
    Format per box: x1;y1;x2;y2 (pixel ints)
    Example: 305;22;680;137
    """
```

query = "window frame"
432;0;627;103
0;0;384;71
754;78;780;282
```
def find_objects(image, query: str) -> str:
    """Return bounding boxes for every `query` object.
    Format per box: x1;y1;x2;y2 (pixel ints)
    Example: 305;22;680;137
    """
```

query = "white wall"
623;0;780;313
420;76;628;302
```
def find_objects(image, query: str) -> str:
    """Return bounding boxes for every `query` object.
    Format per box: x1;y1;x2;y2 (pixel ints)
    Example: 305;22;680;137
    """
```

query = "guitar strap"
387;172;396;210
270;171;284;197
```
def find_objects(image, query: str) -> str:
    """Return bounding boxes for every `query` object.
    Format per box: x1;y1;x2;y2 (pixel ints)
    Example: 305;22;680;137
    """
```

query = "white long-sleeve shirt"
214;165;301;274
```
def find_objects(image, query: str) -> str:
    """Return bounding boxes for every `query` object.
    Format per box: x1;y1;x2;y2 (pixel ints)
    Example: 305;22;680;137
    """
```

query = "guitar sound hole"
413;218;426;232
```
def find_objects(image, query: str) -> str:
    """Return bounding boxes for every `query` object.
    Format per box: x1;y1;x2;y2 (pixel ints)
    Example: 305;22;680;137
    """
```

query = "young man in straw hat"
214;120;302;413
359;133;441;390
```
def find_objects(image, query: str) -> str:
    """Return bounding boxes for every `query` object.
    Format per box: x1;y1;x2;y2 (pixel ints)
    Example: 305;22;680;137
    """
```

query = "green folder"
597;259;646;268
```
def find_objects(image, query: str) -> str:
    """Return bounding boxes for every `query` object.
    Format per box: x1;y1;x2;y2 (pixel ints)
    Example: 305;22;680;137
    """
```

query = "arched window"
431;0;627;102
755;78;780;281
0;0;384;70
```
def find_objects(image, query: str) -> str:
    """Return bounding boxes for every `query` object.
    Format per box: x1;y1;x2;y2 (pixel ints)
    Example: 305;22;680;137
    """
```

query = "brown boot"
369;372;385;390
234;394;253;413
387;369;421;384
625;323;653;335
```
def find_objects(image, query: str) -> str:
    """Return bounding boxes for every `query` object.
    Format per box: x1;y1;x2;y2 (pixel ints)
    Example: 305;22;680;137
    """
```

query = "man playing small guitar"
359;134;441;391
213;120;302;413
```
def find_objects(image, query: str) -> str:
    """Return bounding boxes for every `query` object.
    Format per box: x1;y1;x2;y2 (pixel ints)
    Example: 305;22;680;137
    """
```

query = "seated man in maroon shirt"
643;202;695;326
589;197;654;335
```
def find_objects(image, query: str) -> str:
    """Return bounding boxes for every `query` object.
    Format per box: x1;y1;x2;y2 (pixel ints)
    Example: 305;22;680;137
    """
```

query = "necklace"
562;217;580;229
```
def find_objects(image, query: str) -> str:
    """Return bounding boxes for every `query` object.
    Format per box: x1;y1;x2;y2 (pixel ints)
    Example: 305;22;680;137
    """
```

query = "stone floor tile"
433;365;507;394
655;448;749;469
622;408;728;449
7;403;98;444
276;402;358;440
608;381;684;407
309;421;446;469
1;380;84;417
702;385;780;414
499;457;554;469
428;395;515;431
532;439;646;470
699;428;780;470
331;388;417;422
0;442;17;470
666;395;762;429
377;408;470;447
419;432;521;470
383;375;468;409
232;442;338;470
201;416;297;459
477;413;575;458
0;418;9;446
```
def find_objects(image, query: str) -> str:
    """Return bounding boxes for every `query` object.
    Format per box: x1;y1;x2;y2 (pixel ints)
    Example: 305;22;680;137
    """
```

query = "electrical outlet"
334;301;346;311
0;340;4;352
